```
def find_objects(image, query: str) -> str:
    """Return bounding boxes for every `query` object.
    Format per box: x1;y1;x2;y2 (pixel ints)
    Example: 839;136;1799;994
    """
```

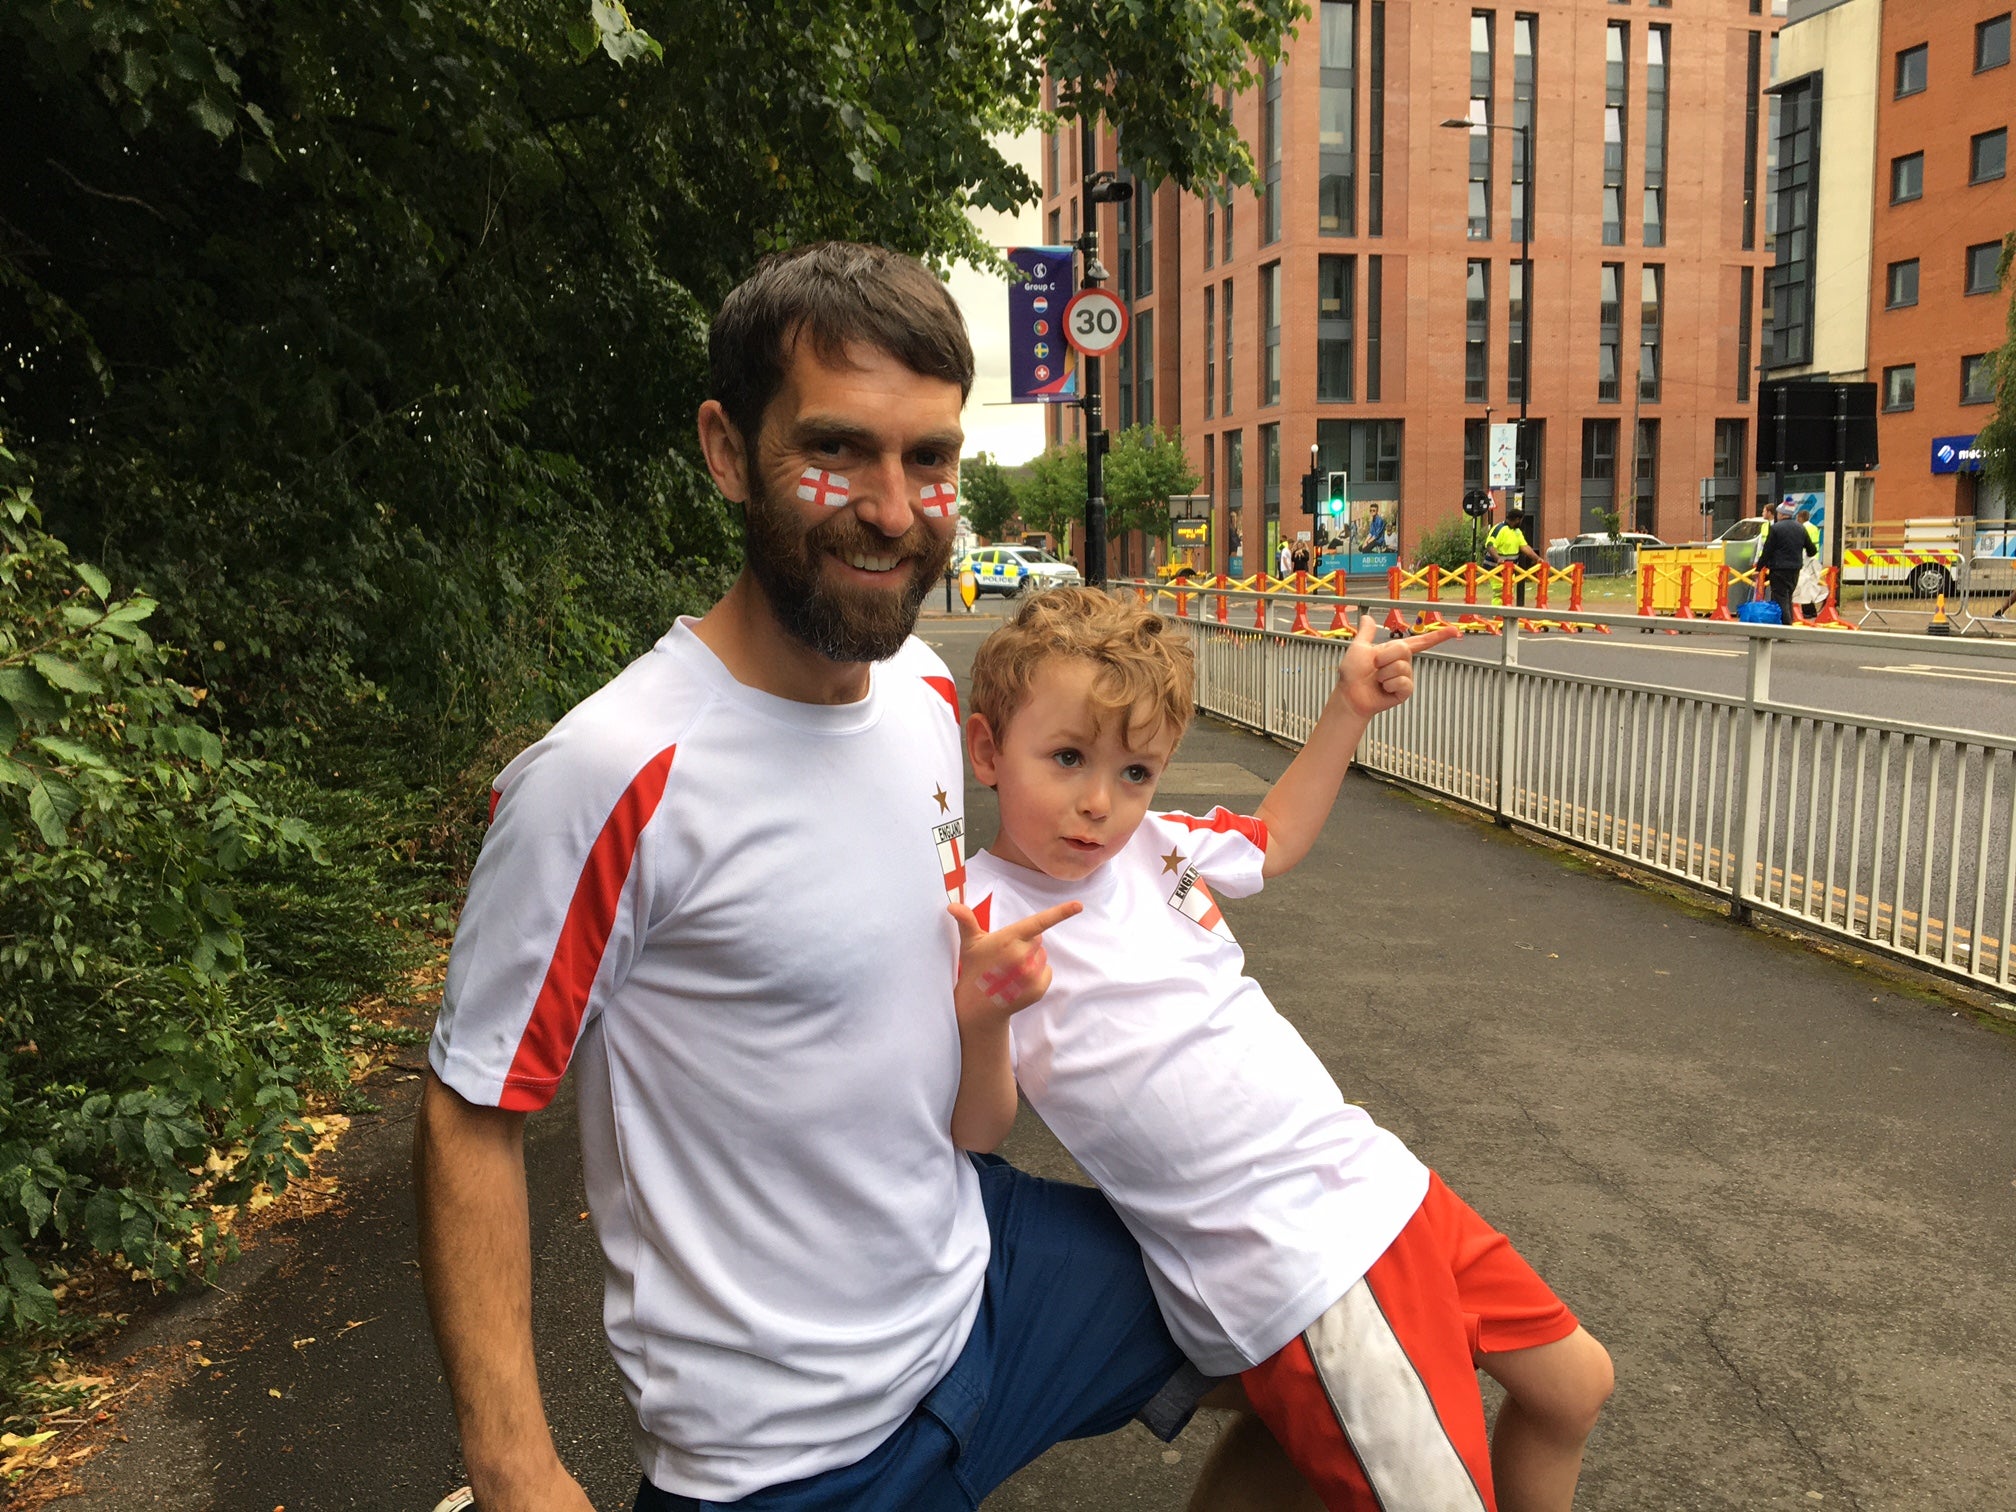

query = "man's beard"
742;475;955;663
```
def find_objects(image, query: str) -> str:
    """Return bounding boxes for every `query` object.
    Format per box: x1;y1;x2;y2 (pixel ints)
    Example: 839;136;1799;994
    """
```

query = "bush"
0;452;337;1336
1411;515;1491;574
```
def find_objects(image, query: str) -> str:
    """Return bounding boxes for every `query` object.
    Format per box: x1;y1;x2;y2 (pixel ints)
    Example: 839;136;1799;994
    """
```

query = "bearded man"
416;244;1249;1512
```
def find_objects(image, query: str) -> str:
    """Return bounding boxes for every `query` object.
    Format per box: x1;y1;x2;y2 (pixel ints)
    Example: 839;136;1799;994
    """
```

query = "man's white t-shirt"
429;620;988;1500
967;810;1429;1377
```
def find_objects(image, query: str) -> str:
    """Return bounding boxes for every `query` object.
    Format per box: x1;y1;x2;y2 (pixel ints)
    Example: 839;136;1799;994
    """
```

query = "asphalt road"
57;599;2016;1511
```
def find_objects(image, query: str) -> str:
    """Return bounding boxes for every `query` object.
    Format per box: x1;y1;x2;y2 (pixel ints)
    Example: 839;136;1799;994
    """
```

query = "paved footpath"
62;608;2016;1510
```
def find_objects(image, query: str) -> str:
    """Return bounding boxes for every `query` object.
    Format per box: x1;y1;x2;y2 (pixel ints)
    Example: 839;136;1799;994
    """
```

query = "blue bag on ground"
1737;599;1784;625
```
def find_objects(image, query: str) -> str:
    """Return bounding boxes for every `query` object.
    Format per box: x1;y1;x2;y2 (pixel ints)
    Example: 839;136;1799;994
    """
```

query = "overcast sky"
947;128;1049;467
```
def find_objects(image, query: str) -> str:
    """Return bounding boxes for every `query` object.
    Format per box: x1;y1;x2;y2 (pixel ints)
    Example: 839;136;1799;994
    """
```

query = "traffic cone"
1927;593;1953;636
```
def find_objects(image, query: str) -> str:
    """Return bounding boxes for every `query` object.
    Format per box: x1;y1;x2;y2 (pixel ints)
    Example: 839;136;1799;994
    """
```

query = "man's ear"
696;399;751;504
966;711;1002;788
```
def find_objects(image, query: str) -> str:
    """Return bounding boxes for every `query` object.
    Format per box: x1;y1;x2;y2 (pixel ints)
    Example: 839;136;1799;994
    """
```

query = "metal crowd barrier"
1124;579;2016;997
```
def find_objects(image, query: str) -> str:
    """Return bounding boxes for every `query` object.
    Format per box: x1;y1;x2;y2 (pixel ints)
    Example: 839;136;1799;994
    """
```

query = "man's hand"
949;898;1082;1028
470;1459;597;1512
1335;612;1463;719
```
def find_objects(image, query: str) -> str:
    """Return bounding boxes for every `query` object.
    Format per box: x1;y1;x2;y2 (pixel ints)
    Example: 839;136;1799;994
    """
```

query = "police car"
959;544;1083;597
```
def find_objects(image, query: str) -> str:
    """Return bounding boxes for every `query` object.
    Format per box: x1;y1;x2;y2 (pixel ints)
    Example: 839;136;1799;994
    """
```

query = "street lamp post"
1441;116;1531;523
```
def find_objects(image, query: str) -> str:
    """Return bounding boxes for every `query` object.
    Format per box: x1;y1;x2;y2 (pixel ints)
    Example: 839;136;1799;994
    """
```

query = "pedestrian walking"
1759;500;1816;625
414;243;1274;1512
1278;538;1294;580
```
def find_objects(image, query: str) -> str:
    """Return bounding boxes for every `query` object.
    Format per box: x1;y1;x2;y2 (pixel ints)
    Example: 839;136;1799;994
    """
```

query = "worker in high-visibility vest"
1486;509;1542;607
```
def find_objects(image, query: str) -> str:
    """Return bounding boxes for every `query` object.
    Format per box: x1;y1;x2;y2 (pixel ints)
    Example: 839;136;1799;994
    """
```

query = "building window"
1886;259;1920;307
1508;260;1528;404
1136;309;1155;428
1464;418;1487;492
1632;419;1659;534
1226;430;1244;522
1465;261;1490;402
1971;128;2007;183
1966;241;2003;294
1895;42;1928;97
1116;192;1133;302
1319;1;1359;237
1737;265;1754;402
1598;263;1622;403
1049;208;1061;246
1518;419;1546;507
1222;278;1235;415
1117;307;1133;429
1366;256;1384;401
1137;186;1155;297
1962;354;1995;405
1883;364;1916;411
1644;26;1669;247
1262;63;1284;245
1468;12;1494;240
1713;418;1746;528
1639;265;1663;402
1603;22;1629;246
1980;14;2011;72
1318;255;1356;402
1743;31;1762;251
1581;419;1619;532
1204;286;1216;418
1204;433;1215;513
1046;79;1059;192
1512;14;1536;244
1261;422;1281;517
1766;76;1820;367
1223;174;1235;261
1369;1;1387;235
1204;191;1216;269
1891;151;1923;202
1262;262;1282;406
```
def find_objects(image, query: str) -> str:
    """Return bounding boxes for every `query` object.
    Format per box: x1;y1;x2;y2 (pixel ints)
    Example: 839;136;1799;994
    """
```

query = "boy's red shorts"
1238;1171;1577;1512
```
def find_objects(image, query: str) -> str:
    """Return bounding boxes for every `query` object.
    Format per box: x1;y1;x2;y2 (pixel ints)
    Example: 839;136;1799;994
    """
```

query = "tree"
1976;234;2016;511
1104;425;1202;541
961;453;1019;541
1016;444;1088;554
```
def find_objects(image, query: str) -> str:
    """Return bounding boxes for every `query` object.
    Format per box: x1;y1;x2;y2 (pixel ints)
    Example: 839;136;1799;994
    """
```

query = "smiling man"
415;243;1232;1512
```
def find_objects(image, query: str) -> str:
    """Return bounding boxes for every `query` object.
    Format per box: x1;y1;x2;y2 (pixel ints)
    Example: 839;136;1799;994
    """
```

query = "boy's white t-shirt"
967;810;1429;1376
430;621;987;1500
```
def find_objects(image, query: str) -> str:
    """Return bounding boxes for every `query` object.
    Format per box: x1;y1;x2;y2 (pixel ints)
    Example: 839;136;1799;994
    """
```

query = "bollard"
1676;565;1695;620
1289;571;1313;635
1815;567;1854;628
1709;566;1735;622
1214;574;1230;624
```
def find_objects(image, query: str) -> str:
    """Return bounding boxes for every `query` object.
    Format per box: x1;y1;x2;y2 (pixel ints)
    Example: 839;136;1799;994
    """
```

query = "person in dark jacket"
1760;500;1816;624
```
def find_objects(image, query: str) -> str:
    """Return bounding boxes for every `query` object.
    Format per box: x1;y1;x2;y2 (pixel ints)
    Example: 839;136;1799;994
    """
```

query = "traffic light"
1324;471;1349;518
1301;471;1320;516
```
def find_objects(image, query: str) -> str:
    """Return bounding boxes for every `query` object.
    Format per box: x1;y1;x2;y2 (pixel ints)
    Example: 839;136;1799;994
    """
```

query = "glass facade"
1508;260;1528;404
1599;263;1622;402
1262;263;1282;407
1365;256;1383;402
1369;2;1387;235
1638;265;1662;403
1766;76;1819;367
1512;14;1536;244
1465;261;1490;402
1644;27;1668;247
1468;12;1494;240
1318;255;1356;402
1204;286;1216;418
1262;64;1284;244
1604;22;1628;246
1320;1;1358;237
1633;419;1659;533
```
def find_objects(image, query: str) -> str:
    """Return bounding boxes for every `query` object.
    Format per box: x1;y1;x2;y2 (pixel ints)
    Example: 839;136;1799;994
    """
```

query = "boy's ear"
965;711;1001;788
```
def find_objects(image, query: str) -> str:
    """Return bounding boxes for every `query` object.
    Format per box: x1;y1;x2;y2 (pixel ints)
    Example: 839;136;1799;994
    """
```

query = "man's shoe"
431;1490;477;1512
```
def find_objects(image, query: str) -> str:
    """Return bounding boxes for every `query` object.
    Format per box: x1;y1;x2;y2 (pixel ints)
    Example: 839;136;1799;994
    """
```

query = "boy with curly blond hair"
950;587;1612;1512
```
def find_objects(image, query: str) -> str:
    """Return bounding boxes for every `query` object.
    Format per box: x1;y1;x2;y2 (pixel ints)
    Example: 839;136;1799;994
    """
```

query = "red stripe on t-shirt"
498;744;677;1111
1160;807;1269;851
923;675;961;721
488;787;501;825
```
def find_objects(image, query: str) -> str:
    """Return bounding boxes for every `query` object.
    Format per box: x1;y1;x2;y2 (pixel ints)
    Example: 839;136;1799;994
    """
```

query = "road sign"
1489;424;1519;488
1062;288;1130;358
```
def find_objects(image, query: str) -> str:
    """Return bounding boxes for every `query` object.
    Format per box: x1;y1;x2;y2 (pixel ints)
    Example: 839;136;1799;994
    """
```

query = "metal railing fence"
1156;583;2016;995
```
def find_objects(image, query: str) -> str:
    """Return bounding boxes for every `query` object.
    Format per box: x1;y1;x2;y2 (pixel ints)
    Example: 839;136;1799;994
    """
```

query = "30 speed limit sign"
1062;289;1130;358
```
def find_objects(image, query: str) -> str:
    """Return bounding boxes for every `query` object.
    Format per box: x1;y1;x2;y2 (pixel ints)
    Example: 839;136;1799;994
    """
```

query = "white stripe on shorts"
1303;1279;1489;1512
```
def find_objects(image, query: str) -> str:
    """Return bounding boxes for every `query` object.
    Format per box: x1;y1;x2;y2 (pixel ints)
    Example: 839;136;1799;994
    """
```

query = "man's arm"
945;900;1080;1152
414;1072;595;1512
1256;613;1462;878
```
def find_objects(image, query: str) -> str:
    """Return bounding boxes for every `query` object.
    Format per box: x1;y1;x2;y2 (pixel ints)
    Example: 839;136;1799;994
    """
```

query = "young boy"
949;588;1613;1512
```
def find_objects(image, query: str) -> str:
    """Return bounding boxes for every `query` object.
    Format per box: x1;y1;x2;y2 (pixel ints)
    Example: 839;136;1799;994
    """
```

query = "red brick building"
1041;0;1785;573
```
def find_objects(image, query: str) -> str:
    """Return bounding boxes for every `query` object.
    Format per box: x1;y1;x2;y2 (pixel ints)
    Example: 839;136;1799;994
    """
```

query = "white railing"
1148;583;2016;996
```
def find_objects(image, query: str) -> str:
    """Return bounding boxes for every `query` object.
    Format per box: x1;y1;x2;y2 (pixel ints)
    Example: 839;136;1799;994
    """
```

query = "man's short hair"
710;242;975;447
969;587;1195;752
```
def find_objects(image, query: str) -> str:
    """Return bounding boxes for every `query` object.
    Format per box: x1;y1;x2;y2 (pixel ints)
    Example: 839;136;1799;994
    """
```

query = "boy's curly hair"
968;586;1195;749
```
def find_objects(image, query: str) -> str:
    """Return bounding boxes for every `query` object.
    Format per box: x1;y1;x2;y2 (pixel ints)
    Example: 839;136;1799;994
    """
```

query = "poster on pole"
1006;246;1078;403
1488;424;1520;488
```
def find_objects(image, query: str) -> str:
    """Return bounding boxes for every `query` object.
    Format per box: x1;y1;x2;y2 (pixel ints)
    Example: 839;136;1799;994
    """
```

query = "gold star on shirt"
1161;847;1187;875
932;785;950;813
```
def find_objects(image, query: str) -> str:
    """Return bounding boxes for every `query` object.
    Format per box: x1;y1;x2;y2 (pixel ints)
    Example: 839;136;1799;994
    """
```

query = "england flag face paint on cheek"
919;482;958;518
797;468;851;508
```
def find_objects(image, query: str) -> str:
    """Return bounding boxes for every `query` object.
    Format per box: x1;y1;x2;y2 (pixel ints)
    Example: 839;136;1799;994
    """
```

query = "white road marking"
1537;639;1742;658
1861;663;2016;686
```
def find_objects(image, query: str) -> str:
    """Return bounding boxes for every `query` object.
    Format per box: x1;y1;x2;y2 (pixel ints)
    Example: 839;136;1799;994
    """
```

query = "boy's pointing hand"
1337;613;1463;718
950;899;1083;1026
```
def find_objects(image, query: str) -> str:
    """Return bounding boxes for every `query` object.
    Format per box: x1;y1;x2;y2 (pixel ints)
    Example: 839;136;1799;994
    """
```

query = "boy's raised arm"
1255;612;1462;878
946;899;1082;1152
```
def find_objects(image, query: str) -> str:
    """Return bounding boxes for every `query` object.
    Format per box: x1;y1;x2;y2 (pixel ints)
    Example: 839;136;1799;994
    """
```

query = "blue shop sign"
1930;434;1984;474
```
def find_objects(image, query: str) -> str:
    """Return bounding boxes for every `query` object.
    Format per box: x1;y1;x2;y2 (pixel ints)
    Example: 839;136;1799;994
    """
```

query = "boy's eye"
1052;749;1083;769
1123;764;1153;784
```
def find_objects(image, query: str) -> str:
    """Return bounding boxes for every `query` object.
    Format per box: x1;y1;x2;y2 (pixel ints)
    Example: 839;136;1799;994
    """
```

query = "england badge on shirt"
1169;866;1235;942
934;817;967;905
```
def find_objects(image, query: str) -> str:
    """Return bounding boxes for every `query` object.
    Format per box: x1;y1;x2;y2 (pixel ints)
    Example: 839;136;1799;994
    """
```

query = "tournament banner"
1006;246;1078;403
